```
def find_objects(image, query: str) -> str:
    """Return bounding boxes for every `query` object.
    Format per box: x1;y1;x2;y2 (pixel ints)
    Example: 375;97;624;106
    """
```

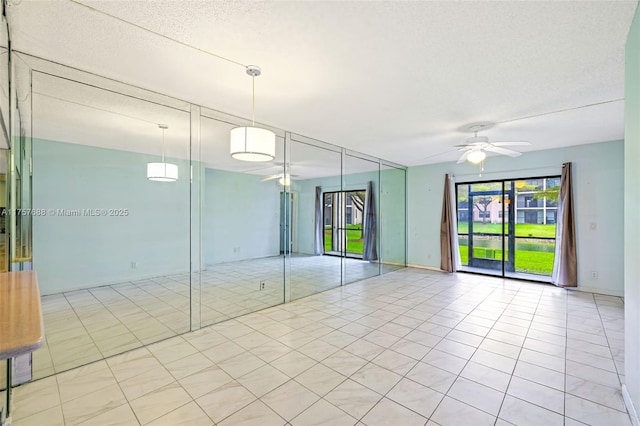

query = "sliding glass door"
457;176;559;281
323;190;365;258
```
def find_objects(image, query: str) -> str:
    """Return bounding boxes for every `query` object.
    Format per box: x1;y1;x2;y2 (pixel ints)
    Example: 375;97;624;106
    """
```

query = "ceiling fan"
456;124;531;164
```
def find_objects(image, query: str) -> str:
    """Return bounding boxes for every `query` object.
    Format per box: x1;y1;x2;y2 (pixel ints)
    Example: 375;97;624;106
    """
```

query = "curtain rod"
452;165;561;178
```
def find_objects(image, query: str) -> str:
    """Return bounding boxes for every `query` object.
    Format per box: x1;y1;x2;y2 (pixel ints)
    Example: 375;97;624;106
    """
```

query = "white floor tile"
218;400;285;426
387;377;444;418
261;380;319;421
325;379;382;420
498;395;564;426
361;397;427;426
14;268;628;426
290;399;357;426
431;396;496;426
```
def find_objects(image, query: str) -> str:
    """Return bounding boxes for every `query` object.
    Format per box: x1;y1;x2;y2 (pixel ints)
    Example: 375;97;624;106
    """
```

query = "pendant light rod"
159;124;168;162
148;124;178;182
229;65;275;162
246;65;261;126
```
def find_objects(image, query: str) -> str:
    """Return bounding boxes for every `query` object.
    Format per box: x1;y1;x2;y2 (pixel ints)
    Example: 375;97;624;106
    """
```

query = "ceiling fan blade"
490;141;531;147
457;151;470;164
261;173;300;182
485;146;522;157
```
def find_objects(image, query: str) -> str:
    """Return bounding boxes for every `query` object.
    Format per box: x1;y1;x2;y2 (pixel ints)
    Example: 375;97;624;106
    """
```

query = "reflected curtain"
313;186;323;255
363;181;378;261
552;162;577;287
440;174;461;272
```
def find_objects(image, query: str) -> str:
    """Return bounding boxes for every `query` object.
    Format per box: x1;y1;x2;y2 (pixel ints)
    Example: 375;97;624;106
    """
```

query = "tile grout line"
491;282;545;425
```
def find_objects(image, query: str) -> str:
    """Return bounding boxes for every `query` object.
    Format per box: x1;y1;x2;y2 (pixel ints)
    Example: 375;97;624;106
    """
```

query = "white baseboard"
570;286;624;297
406;263;447;273
623;384;640;426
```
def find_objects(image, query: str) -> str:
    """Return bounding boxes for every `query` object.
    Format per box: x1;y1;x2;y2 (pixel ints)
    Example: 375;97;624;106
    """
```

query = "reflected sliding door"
323;191;365;258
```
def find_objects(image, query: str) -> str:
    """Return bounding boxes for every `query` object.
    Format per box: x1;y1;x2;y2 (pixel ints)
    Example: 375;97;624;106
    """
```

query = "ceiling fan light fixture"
467;150;486;164
230;65;276;162
278;174;291;186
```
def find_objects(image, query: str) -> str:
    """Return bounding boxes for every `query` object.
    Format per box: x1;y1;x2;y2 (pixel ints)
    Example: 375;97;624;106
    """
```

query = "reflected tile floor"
31;256;386;378
12;268;630;426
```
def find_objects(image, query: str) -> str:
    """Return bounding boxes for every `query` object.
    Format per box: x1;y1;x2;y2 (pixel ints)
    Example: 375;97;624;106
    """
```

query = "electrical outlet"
260;280;265;290
131;261;137;269
591;271;598;280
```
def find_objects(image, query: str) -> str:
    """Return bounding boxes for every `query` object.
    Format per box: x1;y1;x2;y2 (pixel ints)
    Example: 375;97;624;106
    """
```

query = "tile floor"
29;255;388;378
8;267;631;425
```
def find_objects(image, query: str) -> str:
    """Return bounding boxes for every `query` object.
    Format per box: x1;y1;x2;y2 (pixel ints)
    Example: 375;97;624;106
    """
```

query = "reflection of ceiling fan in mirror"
456;123;531;164
261;173;298;186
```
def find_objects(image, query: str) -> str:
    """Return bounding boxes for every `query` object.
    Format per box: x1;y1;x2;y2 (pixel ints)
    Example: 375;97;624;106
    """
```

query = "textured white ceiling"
7;0;638;167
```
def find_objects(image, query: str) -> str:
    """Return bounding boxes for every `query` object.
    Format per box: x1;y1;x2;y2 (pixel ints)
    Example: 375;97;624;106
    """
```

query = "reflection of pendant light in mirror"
466;150;486;164
230;65;276;162
147;124;178;182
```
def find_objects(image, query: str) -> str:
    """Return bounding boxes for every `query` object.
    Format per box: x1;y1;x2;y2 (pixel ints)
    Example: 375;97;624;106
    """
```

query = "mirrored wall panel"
198;109;285;327
8;53;408;384
287;136;343;300
0;9;9;416
343;152;380;285
29;68;192;378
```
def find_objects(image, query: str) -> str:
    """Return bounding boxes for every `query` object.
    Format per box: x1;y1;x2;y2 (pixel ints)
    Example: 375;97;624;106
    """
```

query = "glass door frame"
464;182;515;275
322;189;366;259
456;175;559;281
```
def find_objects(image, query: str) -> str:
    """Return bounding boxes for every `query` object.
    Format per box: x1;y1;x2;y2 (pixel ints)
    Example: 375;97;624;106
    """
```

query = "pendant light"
147;124;178;182
230;65;276;162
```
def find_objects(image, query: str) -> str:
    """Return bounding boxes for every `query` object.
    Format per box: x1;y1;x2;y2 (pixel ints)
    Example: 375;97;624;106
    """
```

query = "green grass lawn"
459;245;554;275
324;225;364;254
457;222;556;238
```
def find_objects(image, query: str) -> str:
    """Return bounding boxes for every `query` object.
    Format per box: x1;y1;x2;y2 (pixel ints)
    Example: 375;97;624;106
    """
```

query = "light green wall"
33;139;191;294
379;167;407;264
203;168;280;265
408;140;624;296
624;4;640;422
